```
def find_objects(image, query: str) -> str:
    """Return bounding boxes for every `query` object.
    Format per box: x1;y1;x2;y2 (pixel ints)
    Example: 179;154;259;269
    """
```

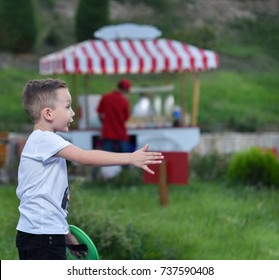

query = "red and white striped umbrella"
39;39;219;75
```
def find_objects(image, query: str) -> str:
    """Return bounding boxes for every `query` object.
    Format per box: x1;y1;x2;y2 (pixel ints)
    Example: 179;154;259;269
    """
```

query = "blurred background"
1;0;279;260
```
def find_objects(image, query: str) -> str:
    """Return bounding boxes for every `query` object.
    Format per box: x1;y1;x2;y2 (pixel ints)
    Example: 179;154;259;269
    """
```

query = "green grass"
3;179;279;260
197;70;279;131
1;67;279;132
0;185;19;260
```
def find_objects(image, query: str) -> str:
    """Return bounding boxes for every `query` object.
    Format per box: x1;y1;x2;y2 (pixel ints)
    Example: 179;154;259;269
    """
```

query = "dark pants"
16;231;66;260
102;139;129;153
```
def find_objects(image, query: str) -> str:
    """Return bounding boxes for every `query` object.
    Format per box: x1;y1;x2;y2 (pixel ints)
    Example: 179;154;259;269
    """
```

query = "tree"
75;0;109;42
0;0;37;53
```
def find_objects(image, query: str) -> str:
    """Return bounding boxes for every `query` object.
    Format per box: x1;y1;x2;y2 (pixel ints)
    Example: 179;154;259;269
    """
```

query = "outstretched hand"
131;144;164;174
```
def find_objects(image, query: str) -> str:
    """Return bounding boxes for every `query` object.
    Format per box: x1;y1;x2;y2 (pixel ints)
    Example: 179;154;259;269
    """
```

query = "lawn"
1;66;279;132
2;178;279;260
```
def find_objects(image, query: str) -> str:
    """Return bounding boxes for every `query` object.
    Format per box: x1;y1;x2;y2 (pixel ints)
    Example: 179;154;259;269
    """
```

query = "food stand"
39;24;219;185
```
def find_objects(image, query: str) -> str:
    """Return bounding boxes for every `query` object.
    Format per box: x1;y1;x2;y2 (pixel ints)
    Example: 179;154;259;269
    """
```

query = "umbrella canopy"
94;23;162;40
39;38;219;75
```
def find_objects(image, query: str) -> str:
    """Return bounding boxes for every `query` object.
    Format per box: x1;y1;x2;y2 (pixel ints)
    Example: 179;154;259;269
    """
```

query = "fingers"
146;151;164;157
140;144;149;152
144;151;164;170
139;145;163;158
143;165;155;175
147;154;164;161
146;160;163;165
71;250;87;259
136;146;164;174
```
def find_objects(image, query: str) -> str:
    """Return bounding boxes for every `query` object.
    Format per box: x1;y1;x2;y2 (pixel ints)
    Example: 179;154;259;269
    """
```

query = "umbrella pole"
191;73;200;126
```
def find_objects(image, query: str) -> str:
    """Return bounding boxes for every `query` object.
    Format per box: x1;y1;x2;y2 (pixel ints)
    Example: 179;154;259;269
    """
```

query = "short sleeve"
39;132;71;163
23;131;72;163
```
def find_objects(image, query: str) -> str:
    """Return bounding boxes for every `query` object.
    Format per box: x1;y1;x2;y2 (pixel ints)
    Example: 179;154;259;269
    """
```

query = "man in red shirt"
97;79;131;152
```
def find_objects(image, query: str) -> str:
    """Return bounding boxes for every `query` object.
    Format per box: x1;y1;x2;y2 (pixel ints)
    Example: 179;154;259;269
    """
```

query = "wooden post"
72;74;78;111
165;72;170;84
84;74;89;93
71;74;79;128
191;73;200;126
84;74;90;128
159;160;168;206
180;72;187;116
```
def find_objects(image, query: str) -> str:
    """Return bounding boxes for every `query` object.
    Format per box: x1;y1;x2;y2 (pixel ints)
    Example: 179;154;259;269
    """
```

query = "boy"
16;79;163;260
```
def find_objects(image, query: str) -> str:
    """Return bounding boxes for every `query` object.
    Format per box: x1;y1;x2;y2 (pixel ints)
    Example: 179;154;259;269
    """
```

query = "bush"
75;0;109;42
68;180;177;260
69;209;178;259
227;115;259;132
227;147;279;188
69;194;151;260
68;179;144;259
190;152;231;181
0;0;37;53
97;167;143;188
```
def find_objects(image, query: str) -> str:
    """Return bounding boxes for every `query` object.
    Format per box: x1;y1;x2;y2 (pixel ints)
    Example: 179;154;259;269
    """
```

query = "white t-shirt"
16;130;72;235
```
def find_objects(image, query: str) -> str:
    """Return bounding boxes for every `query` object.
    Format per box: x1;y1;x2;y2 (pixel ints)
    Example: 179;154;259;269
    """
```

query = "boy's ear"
42;108;53;120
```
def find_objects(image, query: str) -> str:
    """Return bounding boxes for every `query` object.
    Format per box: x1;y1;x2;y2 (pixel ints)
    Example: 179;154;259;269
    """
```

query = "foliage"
0;0;37;53
227;115;259;132
75;0;109;42
198;70;279;133
228;15;279;60
116;0;178;13
4;180;279;260
190;152;231;181
227;147;279;188
94;167;143;188
69;210;146;260
172;25;217;49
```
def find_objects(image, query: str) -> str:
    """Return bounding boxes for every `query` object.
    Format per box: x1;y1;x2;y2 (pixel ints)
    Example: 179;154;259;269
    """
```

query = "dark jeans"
16;231;66;260
102;139;129;153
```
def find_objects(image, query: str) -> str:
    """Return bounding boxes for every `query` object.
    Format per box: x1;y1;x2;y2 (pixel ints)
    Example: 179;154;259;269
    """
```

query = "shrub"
68;180;144;259
227;115;259;132
69;194;149;260
190;152;231;181
68;180;177;260
75;0;109;42
98;167;143;188
0;0;37;53
69;209;178;259
227;147;279;188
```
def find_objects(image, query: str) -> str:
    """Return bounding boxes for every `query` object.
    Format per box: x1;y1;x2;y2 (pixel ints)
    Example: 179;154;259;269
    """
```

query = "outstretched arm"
57;144;163;174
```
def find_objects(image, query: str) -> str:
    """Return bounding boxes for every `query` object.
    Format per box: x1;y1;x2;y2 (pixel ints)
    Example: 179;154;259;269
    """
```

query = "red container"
144;152;189;185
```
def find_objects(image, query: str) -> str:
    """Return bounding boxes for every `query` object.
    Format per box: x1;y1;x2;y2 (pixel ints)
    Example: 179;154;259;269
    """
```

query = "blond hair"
22;79;68;122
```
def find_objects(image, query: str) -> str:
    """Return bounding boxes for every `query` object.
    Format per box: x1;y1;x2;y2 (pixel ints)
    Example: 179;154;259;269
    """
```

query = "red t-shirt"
97;90;130;141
